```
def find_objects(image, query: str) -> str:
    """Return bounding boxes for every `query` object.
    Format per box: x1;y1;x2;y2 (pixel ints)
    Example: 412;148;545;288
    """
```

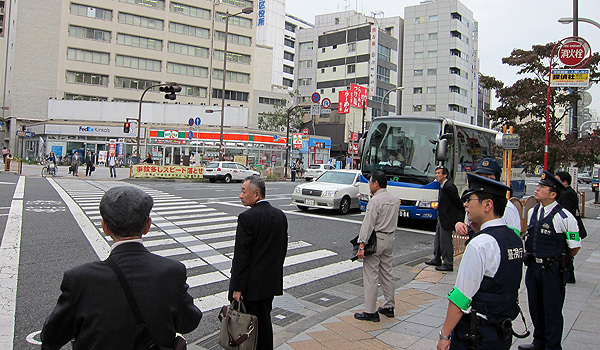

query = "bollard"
581;191;585;218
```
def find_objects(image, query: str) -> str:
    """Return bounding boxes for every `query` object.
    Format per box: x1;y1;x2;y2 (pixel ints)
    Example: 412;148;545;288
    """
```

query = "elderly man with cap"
518;171;581;350
456;158;521;240
437;173;524;350
42;186;202;350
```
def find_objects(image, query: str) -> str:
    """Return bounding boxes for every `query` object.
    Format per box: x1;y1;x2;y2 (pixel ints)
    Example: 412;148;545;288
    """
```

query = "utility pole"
571;0;579;135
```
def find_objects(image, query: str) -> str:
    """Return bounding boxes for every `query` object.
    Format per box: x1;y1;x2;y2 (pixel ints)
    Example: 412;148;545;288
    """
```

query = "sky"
285;0;600;122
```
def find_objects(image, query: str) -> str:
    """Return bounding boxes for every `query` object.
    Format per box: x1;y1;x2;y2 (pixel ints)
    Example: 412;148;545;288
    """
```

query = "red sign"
348;142;358;154
338;90;350;114
302;128;310;135
271;154;277;163
559;41;586;66
350;84;368;108
309;146;316;152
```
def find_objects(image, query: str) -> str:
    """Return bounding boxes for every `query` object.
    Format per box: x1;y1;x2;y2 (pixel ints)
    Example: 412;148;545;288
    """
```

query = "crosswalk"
51;179;362;312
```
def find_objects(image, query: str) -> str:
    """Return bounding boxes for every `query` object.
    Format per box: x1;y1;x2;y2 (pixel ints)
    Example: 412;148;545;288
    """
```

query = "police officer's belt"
376;231;394;234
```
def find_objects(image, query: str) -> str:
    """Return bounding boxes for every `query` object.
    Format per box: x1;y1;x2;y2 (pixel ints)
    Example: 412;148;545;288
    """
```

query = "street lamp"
380;86;404;117
558;17;600;30
285;105;303;179
218;6;253;161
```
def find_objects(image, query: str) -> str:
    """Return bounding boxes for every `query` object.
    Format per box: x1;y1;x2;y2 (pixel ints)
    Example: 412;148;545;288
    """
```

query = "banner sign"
338;90;350;114
350;84;368;108
131;165;204;179
550;69;590;87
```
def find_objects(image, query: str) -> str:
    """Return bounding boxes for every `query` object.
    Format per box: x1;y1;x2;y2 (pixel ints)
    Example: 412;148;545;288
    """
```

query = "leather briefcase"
350;230;377;261
218;300;258;350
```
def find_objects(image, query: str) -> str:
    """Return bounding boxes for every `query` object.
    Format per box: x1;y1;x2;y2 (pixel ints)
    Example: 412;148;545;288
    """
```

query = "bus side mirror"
436;139;448;161
358;137;365;157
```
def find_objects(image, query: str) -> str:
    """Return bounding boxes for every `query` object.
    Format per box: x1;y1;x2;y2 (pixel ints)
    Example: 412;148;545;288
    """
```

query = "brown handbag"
218;300;258;350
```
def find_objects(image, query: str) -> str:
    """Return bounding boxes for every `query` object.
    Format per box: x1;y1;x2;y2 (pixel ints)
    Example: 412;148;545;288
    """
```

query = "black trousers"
525;262;566;350
450;315;511;350
243;297;274;350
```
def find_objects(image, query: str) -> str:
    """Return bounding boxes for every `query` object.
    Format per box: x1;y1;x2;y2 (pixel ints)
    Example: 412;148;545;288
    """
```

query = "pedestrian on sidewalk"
2;146;7;163
438;173;524;350
353;170;400;322
290;160;297;181
85;150;94;176
426;166;464;272
455;158;521;240
518;171;581;350
229;175;288;349
41;186;202;350
108;151;117;178
71;151;79;176
555;171;579;284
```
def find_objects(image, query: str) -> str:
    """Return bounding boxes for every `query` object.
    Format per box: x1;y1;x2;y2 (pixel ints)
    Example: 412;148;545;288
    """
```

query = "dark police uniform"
446;174;524;350
521;171;581;350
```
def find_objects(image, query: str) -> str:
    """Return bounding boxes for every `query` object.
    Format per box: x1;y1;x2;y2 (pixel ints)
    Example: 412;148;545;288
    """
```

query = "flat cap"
100;186;153;230
538;170;566;193
475;158;502;175
463;173;511;199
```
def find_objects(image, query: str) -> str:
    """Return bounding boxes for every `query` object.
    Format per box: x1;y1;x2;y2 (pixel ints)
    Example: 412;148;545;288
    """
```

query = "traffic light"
124;122;130;133
159;83;182;100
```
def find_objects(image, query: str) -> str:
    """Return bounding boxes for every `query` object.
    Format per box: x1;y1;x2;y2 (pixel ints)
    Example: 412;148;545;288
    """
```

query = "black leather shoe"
354;312;380;322
377;307;394;318
425;259;442;266
517;344;544;350
435;264;454;272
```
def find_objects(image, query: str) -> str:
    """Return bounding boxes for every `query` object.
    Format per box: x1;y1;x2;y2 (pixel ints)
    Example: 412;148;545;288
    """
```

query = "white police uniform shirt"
526;201;581;250
452;219;521;314
465;201;521;234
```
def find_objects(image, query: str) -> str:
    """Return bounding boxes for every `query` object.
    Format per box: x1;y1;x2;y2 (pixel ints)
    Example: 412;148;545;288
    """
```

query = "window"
170;2;210;19
426;104;436;112
284;51;294;61
378;44;391;62
427;68;437;75
427;87;436;94
374;87;390;104
299;60;313;68
334;17;340;24
168;42;209;58
179;84;207;98
347;64;355;74
332;88;336;93
120;0;165;9
414;69;423;76
428;33;438;40
214;50;251;64
216;12;253;28
67;48;110;64
212;89;249;102
115;76;160;90
116;55;161;71
118;13;163;30
413;105;423;112
348;42;356;52
298;78;312;86
284;38;295;48
70;3;112;20
259;97;284;105
283;65;294;74
377;66;390;83
429;15;438;22
285;21;296;32
169;22;209;38
64;93;107;101
414;51;424;59
215;31;252;46
413;87;422;94
449;104;468;114
449;85;460;94
332;67;336;72
66;71;109;86
220;0;252;8
68;25;111;42
283;78;293;87
415;34;424;41
428;50;437;58
167;62;208;77
213;69;250;84
117;34;162;50
299;41;313;50
322;48;326;53
415;16;424;23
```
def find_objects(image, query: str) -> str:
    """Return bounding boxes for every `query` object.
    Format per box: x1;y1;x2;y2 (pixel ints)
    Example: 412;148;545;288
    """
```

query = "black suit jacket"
229;201;288;301
438;179;465;231
41;242;202;350
558;186;578;216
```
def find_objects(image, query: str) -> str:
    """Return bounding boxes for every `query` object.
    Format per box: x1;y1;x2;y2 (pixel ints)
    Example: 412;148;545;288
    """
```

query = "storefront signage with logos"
131;164;204;179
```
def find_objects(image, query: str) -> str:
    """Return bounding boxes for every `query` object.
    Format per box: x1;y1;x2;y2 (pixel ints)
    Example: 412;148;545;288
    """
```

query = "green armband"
447;287;471;311
508;226;521;236
565;231;580;242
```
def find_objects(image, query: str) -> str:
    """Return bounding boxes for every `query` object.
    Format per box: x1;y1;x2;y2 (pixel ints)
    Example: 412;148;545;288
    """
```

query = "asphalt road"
0;175;436;349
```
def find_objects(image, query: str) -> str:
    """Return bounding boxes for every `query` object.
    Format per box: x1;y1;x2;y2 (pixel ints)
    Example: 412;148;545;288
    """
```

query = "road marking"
0;176;25;350
284;249;336;267
187;271;228;288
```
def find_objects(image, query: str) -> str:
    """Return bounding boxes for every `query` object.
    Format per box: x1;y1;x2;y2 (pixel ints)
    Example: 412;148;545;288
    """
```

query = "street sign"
559;40;586;66
271;154;277;163
311;92;321;104
321;98;331;109
188;118;194;126
273;134;279;141
195;117;201;126
293;133;303;149
311;103;321;116
25;131;35;138
321;107;331;115
302;128;310;135
188;131;193;140
348;142;358;154
495;133;520;150
550;69;590;87
580;91;592;107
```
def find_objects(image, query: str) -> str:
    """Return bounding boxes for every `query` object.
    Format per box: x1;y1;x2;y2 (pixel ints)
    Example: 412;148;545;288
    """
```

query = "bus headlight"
418;200;438;209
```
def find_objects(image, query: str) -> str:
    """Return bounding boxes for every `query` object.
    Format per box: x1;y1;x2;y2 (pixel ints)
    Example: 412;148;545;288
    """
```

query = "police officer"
456;158;522;239
518;171;581;350
438;173;524;350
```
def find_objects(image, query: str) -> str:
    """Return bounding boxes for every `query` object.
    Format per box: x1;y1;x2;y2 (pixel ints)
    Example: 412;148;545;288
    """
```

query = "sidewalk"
274;218;600;350
2;163;131;180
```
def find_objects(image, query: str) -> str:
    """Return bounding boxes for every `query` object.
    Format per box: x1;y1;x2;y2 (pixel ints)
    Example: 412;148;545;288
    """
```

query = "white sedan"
291;170;361;214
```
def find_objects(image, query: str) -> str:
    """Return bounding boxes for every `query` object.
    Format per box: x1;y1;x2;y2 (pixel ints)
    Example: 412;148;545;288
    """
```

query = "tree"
481;42;600;171
257;89;305;133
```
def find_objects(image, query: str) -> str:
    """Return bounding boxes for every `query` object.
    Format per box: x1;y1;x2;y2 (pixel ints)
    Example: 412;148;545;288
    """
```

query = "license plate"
305;199;315;206
399;209;410;218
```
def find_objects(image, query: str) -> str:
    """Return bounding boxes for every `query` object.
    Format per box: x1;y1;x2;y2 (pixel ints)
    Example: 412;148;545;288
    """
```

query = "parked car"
578;173;592;184
304;164;336;181
292;170;361;214
203;161;260;183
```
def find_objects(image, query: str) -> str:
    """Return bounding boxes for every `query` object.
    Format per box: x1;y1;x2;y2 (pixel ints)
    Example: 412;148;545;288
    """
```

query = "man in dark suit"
556;171;579;284
426;166;465;271
229;175;288;350
41;186;202;350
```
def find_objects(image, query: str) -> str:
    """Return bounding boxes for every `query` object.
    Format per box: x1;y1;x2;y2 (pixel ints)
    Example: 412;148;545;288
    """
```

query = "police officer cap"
475;158;502;175
463;173;511;199
100;186;154;232
538;170;566;193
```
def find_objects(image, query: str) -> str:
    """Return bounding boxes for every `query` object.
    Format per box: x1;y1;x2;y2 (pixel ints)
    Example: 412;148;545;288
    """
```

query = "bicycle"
41;161;57;177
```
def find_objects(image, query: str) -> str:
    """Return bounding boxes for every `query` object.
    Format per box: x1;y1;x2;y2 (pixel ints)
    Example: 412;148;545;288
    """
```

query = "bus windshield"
361;119;442;184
